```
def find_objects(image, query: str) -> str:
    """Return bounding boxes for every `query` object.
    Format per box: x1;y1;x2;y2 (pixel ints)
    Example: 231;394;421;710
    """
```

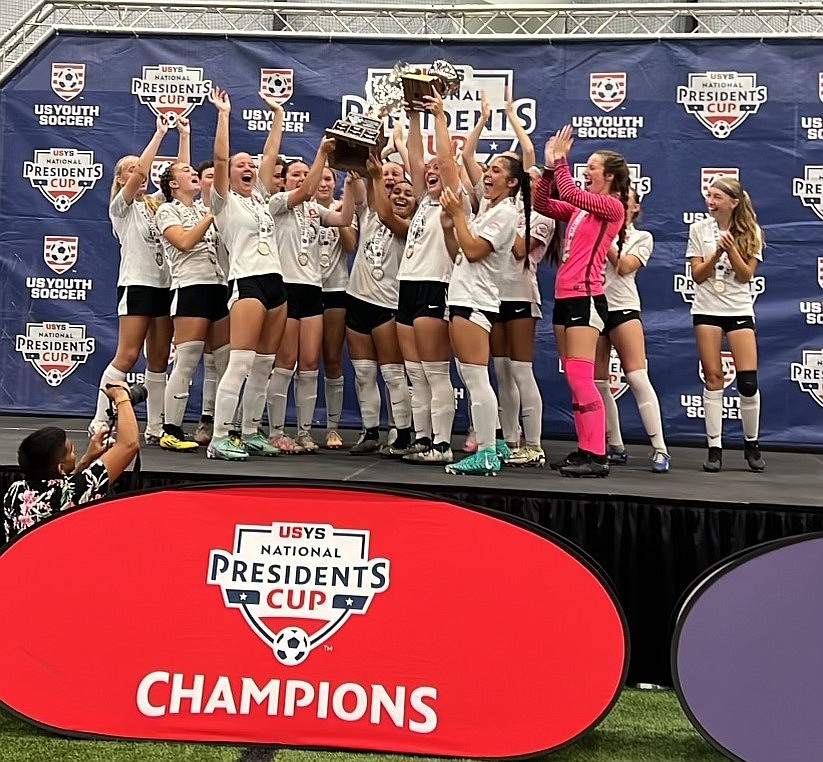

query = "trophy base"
401;73;445;112
325;116;387;173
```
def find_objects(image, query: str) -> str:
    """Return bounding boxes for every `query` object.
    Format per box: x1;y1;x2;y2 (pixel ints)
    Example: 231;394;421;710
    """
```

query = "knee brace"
736;370;758;398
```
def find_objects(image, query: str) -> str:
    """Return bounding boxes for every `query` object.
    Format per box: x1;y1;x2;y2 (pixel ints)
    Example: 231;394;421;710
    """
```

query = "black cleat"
703;447;723;473
550;449;586;471
559;453;610;478
744;440;766;472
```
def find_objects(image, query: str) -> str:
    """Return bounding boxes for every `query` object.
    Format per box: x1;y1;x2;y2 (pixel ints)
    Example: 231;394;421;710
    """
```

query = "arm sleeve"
532;169;576;222
553;158;625;221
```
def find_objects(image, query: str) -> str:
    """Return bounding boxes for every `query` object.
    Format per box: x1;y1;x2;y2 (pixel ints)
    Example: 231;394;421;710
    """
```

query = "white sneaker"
505;445;546;468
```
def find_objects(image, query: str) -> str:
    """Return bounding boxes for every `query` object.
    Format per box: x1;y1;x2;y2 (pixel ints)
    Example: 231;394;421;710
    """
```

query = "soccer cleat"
194;416;214;446
496;439;512;461
379;427;412;458
403;444;454;465
505;445;546;468
325;430;344;449
160;425;199;452
607;445;628;465
207;435;249;461
462;428;478;453
559;453;610;478
744;440;766;472
550;449;586;471
269;433;304;454
379;442;411;458
242;432;280;457
651;450;671;474
295;431;320;453
88;419;115;448
445;448;501;476
703;447;723;473
405;437;432;455
349;430;381;455
143;431;162;447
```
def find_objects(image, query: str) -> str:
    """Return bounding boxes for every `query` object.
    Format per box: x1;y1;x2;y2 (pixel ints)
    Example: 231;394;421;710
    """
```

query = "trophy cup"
401;59;461;112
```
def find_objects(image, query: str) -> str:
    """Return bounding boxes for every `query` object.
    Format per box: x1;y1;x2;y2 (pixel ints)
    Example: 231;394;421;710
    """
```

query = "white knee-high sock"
201;352;217;417
703;388;724;448
740;391;761;441
94;364;127;422
296;369;319;434
352;359;381;429
626;368;666;452
510;360;543;448
493;356;520;445
325;376;344;430
421;360;455;447
266;366;295;436
596;379;624;450
242;353;275;436
380;363;411;429
458;361;497;452
404;360;432;442
165;340;205;428
144;370;167;436
212;344;230;382
213;349;255;437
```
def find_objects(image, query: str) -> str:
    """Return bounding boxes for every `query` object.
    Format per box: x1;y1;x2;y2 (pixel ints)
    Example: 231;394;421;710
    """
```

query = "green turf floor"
0;688;726;762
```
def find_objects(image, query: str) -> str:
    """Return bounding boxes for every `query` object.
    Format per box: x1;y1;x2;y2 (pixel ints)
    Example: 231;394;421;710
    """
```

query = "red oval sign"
0;485;628;757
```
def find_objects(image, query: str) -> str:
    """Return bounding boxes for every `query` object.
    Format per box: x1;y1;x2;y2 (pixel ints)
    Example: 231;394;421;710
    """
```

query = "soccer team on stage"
88;86;767;477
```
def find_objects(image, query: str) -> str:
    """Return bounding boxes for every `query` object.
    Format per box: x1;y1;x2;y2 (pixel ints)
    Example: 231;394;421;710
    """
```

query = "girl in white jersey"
154;159;228;452
315;167;358;450
439;155;522;476
687;177;766;473
595;186;670;473
263;150;355;454
205;87;302;461
90;115;190;444
343;155;418;457
397;93;470;465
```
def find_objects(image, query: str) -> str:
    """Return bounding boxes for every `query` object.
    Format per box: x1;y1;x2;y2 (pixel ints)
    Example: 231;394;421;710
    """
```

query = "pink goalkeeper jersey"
533;158;625;300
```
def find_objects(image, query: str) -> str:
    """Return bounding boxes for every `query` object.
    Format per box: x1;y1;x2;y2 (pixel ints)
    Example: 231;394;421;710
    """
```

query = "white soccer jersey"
687;218;762;317
447;198;518;312
604;225;653;312
211;188;280;281
347;203;402;310
498;209;553;304
195;198;229;284
156;200;224;288
317;201;355;292
109;190;170;288
397;191;470;283
269;194;333;286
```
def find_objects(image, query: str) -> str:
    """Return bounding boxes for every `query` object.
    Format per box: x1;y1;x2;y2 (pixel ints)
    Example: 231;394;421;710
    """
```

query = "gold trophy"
325;113;388;173
401;59;461;112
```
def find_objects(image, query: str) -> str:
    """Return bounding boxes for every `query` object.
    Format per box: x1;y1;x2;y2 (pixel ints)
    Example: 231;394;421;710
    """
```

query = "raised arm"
176;116;191;166
323;172;357;228
407;109;426;198
427;91;460;194
285;136;336;208
122;115;169;205
462;92;491;189
390;120;410;173
258;91;285;194
505;90;535;170
209;87;231;198
533;142;576;223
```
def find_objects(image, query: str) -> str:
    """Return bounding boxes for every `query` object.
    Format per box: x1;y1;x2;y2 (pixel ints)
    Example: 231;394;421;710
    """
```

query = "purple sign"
673;533;823;762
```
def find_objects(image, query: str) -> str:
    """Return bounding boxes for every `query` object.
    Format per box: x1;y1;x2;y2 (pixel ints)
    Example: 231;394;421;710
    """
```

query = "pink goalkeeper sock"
564;357;606;456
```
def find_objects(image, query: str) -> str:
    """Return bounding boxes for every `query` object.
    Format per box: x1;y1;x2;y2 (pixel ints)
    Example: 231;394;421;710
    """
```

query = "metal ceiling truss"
2;1;822;84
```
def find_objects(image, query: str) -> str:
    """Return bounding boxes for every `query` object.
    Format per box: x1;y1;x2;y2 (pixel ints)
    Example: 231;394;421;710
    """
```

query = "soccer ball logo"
43;235;78;274
273;626;311;665
589;72;626;113
51;63;85;101
260;68;294;105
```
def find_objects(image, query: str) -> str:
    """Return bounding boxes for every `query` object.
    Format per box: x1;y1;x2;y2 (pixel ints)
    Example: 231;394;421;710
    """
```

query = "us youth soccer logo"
573;162;651;202
150;156;177;191
699;351;737;389
23;148;103;212
131;65;211;127
15;322;96;386
798;73;823;140
343;65;537;163
208;521;390;665
792;165;823;222
682;167;739;225
677;72;767;138
798;257;823;325
260;68;294;104
43;235;78;274
607;348;629;400
790;350;823;408
589;72;626;112
51;63;85;101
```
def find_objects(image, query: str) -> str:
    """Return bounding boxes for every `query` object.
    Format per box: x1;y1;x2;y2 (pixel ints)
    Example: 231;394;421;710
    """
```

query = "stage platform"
2;415;822;686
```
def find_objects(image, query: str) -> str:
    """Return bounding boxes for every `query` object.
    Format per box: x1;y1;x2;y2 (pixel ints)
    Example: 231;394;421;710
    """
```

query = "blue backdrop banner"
1;34;821;446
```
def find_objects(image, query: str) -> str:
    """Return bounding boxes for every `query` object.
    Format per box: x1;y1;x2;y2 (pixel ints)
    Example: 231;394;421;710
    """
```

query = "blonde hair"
711;178;764;262
142;194;162;215
110;155;136;202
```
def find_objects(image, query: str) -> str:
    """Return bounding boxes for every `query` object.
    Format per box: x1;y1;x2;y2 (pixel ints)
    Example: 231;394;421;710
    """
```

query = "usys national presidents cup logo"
132;64;211;127
208;521;390;666
677;71;767;138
